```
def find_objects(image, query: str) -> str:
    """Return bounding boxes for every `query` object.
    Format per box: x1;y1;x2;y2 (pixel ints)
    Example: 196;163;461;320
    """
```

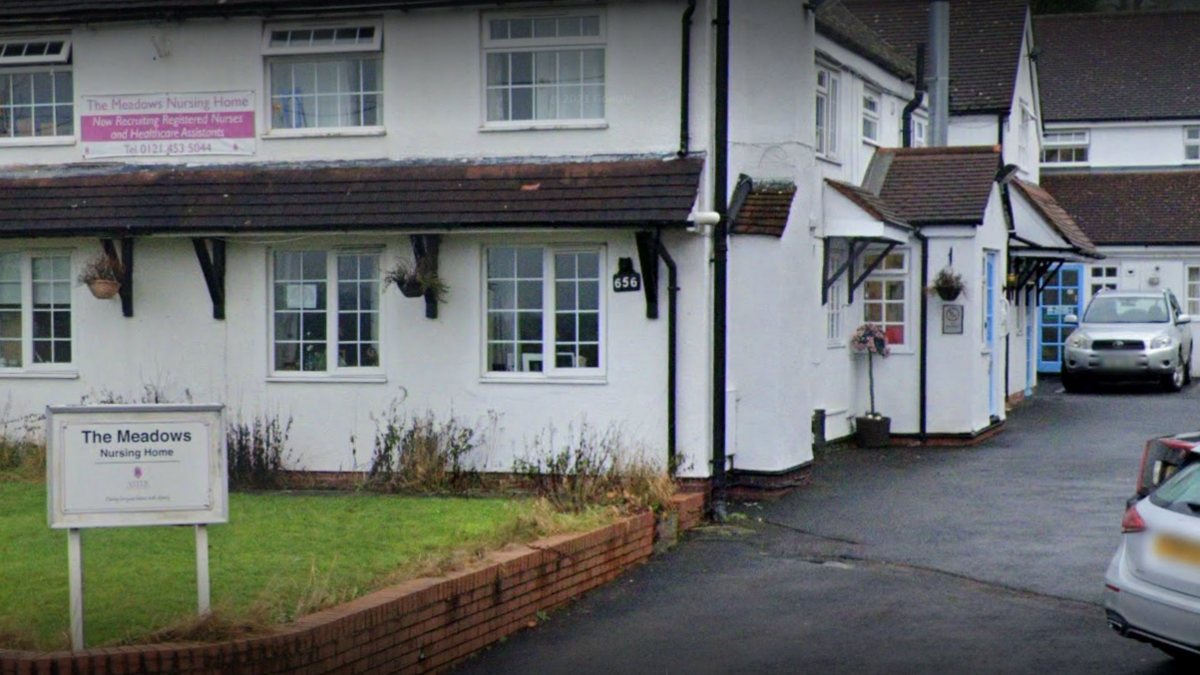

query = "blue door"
986;252;998;418
1038;264;1084;373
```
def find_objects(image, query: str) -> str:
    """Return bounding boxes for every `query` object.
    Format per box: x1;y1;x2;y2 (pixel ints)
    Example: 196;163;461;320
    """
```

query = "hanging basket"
398;279;426;298
87;279;121;300
936;285;961;301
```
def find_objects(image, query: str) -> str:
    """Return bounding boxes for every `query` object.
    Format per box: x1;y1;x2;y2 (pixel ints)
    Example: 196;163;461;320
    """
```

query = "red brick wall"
0;511;686;675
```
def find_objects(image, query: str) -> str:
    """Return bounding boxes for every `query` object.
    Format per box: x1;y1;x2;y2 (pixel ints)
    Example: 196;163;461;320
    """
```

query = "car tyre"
1163;350;1187;392
1062;368;1087;393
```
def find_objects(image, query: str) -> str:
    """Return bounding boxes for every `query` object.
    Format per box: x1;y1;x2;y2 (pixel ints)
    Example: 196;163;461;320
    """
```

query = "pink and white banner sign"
81;91;256;158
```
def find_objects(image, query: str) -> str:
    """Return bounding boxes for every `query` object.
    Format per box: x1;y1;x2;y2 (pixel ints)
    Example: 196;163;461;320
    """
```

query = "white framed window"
1041;130;1089;164
264;21;383;132
1186;127;1200;162
0;36;73;140
816;67;839;158
1186;266;1200;316
861;89;880;143
483;10;606;125
0;252;72;370
827;248;845;346
862;248;908;347
912;114;927;147
271;249;381;375
1089;265;1118;299
1018;100;1033;167
485;245;604;376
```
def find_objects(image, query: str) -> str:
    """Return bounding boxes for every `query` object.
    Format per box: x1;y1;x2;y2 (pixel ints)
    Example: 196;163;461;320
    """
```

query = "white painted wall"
3;1;690;167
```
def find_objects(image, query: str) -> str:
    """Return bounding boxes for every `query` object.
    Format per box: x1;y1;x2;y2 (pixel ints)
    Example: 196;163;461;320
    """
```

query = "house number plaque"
612;257;642;293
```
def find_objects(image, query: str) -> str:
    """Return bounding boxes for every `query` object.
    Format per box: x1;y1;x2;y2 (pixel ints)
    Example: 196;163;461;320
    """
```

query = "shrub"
514;421;676;514
227;413;294;490
0;401;44;479
362;401;483;493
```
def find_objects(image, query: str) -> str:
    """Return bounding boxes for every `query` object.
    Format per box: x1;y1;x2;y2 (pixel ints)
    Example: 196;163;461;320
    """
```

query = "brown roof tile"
1040;171;1200;246
730;184;796;237
0;158;703;237
824;179;910;227
816;4;915;80
841;0;1029;115
1010;178;1100;257
875;146;1001;224
1034;11;1200;122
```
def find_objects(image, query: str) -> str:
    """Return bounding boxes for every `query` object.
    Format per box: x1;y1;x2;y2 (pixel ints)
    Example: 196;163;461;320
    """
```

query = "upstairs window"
0;36;73;140
1186;127;1200;161
816;67;839;158
263;22;383;131
484;11;606;125
1042;130;1089;164
912;115;927;147
861;89;880;143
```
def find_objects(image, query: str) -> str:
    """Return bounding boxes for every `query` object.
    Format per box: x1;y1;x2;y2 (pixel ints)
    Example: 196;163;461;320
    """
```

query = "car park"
1105;434;1200;661
1061;289;1194;393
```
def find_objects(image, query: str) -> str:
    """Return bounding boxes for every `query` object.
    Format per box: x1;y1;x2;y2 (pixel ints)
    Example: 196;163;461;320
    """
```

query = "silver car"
1061;290;1193;392
1105;439;1200;662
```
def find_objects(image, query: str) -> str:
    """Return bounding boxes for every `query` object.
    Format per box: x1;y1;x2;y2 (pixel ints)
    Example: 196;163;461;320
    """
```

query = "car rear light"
1137;440;1154;495
1122;505;1146;534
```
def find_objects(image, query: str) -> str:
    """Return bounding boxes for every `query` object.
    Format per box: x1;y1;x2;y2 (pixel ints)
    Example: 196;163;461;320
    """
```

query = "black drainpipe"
902;44;926;148
914;228;929;441
711;0;730;518
655;230;680;469
678;0;697;157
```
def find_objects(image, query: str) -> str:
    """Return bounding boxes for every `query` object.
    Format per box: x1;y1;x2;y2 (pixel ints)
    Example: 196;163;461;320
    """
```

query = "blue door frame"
1038;264;1084;374
986;252;998;418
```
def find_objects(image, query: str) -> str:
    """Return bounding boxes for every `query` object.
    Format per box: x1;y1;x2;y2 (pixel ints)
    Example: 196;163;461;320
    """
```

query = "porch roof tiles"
840;0;1029;115
1010;178;1100;257
0;157;704;237
1039;171;1200;246
874;146;1001;225
730;184;797;237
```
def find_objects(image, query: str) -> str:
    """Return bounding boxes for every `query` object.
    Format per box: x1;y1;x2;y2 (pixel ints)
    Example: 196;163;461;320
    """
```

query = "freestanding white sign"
46;404;227;650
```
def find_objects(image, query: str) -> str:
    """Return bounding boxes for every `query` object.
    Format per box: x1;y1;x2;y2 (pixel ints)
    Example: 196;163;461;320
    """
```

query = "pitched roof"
874;146;1001;224
0;1;533;24
840;0;1029;115
1034;11;1200;122
730;184;797;237
815;3;915;80
1039;171;1200;246
0;158;703;237
824;179;909;227
1010;178;1100;257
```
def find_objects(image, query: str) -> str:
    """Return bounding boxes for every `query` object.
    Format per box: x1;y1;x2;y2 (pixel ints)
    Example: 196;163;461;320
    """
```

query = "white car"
1105;435;1200;661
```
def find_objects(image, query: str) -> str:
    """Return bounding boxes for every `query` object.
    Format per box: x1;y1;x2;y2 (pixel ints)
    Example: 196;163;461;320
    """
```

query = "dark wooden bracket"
192;238;226;320
635;231;660;319
848;241;896;304
823;239;865;305
100;237;134;318
410;234;442;320
1036;260;1064;294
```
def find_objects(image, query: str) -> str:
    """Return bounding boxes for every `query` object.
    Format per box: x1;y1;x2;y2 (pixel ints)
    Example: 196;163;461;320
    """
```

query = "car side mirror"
1063;314;1079;324
1178;314;1192;325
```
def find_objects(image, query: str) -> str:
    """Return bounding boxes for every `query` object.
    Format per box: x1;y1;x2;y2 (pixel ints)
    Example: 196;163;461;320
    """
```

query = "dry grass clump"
118;605;277;647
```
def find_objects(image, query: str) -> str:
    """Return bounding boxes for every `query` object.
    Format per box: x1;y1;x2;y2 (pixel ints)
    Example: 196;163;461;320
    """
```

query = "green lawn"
0;482;602;650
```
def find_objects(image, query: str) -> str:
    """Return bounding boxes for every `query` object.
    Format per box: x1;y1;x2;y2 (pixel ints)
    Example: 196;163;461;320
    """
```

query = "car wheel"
1163;351;1187;392
1062;368;1087;393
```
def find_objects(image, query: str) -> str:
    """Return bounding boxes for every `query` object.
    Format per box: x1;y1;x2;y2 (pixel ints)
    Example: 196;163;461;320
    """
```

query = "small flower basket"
383;259;448;302
928;267;965;301
851;323;891;448
77;254;124;300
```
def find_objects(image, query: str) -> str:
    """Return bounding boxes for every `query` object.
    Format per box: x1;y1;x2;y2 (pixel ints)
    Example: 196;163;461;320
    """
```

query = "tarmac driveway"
451;379;1198;675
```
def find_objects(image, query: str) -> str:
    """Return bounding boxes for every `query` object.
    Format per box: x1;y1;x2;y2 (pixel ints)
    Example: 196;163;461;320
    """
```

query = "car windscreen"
1083;296;1170;324
1149;461;1200;518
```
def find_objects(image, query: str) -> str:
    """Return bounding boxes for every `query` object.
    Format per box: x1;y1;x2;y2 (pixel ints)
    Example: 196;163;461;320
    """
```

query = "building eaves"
816;3;915;81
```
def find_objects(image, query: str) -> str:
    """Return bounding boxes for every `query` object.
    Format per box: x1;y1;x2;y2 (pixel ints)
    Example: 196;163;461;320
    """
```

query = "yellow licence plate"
1154;535;1200;566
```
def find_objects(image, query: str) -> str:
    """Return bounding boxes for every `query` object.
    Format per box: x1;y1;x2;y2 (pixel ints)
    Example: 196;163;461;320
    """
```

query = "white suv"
1061;290;1193;393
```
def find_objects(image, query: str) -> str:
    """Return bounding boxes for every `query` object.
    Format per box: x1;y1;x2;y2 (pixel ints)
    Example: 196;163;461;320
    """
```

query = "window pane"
581;16;600;35
510;19;532;39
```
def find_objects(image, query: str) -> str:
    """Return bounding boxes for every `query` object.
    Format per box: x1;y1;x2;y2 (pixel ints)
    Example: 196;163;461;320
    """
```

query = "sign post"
47;404;227;650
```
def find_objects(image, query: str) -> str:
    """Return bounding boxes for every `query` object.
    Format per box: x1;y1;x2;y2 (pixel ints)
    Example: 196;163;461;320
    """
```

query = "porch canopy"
1006;177;1102;291
820;179;913;306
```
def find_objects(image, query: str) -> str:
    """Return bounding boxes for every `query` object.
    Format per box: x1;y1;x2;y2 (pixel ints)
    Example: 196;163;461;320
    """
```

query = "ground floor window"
1089;265;1118;299
827;248;845;345
271;249;380;373
0;252;71;369
1187;266;1200;316
486;245;603;374
862;248;907;347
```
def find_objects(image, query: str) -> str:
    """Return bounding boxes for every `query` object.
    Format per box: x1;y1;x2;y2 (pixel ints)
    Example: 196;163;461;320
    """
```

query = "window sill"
816;154;841;167
480;373;607;385
262;127;386;140
0;369;79;380
0;136;76;148
480;121;608;133
267;373;387;384
827;342;846;350
863;138;880;148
